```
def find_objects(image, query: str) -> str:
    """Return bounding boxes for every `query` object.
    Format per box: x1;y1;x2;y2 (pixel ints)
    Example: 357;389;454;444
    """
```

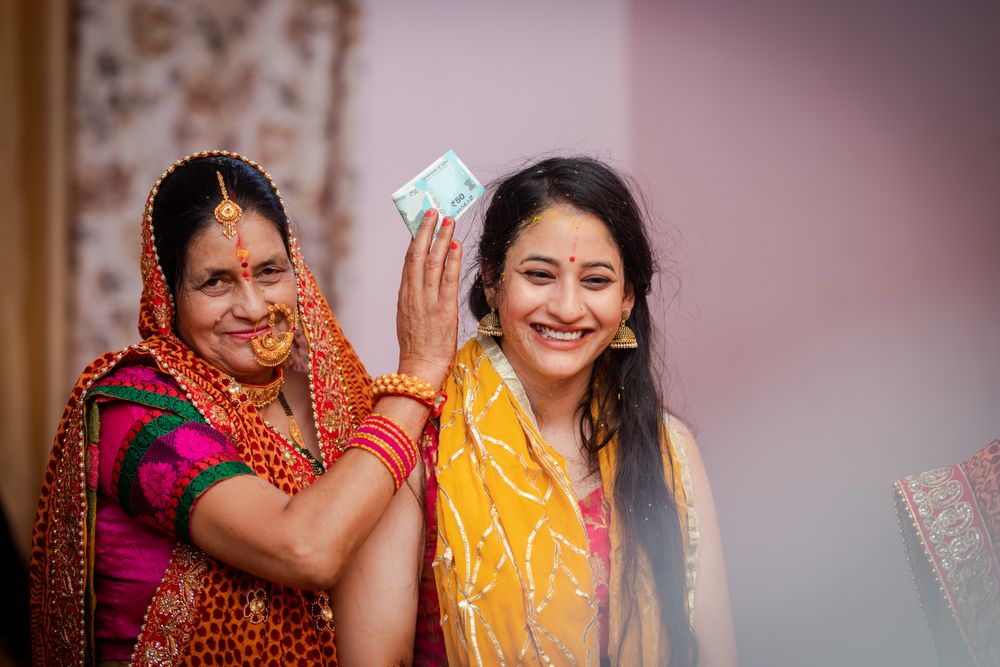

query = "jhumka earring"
251;303;298;367
214;170;242;239
609;309;638;349
477;296;503;337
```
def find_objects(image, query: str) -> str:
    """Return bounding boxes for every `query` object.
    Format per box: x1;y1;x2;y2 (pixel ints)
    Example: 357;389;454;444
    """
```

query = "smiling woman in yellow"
340;157;737;667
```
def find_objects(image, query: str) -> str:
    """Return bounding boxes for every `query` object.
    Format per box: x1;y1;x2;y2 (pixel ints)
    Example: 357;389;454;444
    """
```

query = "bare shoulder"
663;416;738;665
663;413;708;481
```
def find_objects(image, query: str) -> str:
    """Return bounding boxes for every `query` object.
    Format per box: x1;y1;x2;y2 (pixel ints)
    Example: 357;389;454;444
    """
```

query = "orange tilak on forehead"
235;232;251;281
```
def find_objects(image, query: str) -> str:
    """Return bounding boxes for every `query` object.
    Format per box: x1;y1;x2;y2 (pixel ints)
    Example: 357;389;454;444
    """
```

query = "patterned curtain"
71;0;358;371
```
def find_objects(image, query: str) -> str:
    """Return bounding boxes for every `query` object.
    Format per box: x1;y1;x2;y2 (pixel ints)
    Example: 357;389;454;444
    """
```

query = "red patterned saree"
30;152;372;666
894;439;1000;666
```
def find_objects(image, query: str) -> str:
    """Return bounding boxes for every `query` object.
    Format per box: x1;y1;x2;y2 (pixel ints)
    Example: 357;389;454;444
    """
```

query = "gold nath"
214;170;242;239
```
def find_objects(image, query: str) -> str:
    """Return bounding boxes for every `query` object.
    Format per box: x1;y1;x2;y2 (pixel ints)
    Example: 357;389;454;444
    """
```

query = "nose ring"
251;303;298;367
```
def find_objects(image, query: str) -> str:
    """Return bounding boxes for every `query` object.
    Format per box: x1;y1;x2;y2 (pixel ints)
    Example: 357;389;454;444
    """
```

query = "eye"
197;276;232;295
582;275;613;289
257;265;287;282
522;269;554;282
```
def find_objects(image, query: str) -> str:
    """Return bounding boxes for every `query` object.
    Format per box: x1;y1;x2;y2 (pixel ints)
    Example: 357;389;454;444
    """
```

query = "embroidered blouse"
89;366;255;661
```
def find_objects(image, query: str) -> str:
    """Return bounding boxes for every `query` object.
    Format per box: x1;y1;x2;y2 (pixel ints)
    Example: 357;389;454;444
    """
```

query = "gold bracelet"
372;373;446;417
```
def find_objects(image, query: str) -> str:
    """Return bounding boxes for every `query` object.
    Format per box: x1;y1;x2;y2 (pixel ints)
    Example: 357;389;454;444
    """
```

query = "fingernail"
424;209;436;219
451;241;458;249
441;217;453;227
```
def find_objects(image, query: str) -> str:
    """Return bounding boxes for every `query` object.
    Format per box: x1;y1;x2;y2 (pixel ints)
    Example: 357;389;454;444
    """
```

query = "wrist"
373;372;447;418
394;361;448;390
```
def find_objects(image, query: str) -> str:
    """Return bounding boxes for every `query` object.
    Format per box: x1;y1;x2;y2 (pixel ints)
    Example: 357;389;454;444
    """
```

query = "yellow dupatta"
434;336;698;666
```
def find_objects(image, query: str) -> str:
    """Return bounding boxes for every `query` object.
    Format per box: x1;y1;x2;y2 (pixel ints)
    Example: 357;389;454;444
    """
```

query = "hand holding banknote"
393;207;462;392
392;149;485;238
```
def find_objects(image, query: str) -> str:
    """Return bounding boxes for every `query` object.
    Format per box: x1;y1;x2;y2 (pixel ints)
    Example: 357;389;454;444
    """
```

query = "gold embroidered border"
667;418;701;621
895;465;1000;666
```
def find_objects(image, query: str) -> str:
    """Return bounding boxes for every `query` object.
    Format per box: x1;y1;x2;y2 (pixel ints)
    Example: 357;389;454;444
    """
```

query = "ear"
623;283;636;316
481;264;501;306
484;283;497;308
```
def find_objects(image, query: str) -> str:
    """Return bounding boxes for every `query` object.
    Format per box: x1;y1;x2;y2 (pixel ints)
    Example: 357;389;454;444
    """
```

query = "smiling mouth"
228;327;269;339
533;325;587;341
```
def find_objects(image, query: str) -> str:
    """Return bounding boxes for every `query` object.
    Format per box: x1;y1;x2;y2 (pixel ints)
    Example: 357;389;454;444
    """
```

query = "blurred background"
2;1;998;665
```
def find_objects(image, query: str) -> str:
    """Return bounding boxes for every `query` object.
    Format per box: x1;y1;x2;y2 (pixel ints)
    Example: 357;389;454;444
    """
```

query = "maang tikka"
214;170;242;239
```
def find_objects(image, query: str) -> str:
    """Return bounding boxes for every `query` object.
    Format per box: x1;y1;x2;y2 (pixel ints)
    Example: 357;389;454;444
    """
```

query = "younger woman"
341;157;736;666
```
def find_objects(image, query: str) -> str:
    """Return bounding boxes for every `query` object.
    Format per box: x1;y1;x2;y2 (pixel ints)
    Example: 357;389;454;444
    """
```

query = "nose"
232;281;269;324
547;280;586;322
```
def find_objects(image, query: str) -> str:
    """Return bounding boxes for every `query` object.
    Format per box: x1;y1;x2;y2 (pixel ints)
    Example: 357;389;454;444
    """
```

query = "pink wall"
341;2;999;664
341;0;631;374
631;1;1000;665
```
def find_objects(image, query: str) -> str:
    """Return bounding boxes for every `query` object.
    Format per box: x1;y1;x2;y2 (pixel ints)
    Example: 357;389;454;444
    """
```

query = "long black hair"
151;155;290;297
470;157;697;666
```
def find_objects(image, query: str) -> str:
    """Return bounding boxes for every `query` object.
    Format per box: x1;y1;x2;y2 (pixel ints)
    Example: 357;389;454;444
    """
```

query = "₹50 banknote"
391;149;485;237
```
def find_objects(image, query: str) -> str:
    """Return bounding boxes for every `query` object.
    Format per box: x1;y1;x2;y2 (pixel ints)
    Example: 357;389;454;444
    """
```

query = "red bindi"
569;256;576;263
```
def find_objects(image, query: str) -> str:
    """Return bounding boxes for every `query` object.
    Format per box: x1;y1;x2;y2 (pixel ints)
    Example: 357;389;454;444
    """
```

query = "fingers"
403;209;439;279
440;238;462;301
423;215;456;292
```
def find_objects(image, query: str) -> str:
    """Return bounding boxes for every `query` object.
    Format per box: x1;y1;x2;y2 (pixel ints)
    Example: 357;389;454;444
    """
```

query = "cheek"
176;294;221;338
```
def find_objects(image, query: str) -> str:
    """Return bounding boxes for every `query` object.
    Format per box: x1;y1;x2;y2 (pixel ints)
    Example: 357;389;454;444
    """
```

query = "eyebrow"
518;254;618;272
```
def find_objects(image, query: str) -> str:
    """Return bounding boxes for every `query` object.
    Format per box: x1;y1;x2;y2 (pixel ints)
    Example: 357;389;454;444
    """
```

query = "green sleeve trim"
116;413;188;509
87;383;204;424
175;460;255;543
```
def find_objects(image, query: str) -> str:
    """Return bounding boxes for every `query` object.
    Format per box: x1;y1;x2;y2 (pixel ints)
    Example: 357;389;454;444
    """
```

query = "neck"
517;369;591;430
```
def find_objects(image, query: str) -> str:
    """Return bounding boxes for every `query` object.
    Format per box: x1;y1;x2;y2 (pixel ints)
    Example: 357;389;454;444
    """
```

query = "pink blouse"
414;425;613;665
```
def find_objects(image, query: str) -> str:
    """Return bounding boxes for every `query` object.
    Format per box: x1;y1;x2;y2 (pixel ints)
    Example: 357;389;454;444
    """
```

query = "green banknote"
392;149;485;237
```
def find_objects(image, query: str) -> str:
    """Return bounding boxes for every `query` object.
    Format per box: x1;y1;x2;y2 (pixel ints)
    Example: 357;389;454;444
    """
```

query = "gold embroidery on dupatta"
434;338;598;666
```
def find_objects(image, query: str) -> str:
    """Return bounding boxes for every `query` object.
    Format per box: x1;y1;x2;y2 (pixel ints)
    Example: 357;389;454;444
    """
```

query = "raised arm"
189;209;459;594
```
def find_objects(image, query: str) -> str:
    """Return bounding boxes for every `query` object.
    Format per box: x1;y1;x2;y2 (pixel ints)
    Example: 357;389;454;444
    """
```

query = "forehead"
507;203;620;262
184;212;287;273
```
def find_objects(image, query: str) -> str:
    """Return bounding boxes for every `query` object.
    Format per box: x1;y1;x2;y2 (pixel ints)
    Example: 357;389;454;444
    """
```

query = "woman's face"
491;202;634;393
174;211;296;384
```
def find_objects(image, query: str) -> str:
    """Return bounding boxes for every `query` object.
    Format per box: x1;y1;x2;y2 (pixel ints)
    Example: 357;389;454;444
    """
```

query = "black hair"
471;157;698;666
151;155;290;297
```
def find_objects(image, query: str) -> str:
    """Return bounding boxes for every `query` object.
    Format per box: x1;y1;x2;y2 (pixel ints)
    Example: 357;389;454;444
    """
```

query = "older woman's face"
174;211;296;383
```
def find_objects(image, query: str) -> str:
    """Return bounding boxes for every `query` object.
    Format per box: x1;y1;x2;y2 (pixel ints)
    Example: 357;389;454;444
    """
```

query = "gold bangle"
372;373;437;401
372;373;447;418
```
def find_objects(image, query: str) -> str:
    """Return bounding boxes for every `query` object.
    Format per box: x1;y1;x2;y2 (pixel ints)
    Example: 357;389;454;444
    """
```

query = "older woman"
30;151;459;666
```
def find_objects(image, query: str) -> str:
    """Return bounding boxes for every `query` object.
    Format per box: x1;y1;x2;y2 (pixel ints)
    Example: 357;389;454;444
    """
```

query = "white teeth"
536;325;584;341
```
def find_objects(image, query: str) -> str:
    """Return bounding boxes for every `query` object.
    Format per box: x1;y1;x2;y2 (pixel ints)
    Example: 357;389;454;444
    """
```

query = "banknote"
392;149;485;237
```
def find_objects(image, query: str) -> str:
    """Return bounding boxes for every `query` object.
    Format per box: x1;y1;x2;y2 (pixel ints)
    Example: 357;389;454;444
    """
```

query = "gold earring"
251;303;298;366
609;309;637;349
477;296;503;337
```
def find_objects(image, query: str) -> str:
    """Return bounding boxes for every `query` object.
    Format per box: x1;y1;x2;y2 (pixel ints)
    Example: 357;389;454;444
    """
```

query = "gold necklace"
277;390;309;452
243;369;284;409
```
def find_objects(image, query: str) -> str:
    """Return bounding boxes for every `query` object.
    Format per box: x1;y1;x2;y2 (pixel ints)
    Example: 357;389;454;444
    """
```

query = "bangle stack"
372;373;447;418
348;414;418;491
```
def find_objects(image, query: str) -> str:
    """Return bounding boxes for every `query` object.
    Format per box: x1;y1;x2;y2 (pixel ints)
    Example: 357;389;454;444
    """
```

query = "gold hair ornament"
609;309;638;349
251;303;298;367
214;170;242;239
